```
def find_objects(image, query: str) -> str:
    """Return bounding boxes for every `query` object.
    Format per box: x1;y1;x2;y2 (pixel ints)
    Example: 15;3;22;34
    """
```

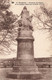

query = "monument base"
7;71;42;80
7;64;42;80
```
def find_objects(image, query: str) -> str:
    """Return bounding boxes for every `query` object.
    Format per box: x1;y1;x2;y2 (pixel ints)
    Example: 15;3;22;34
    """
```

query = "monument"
7;6;41;80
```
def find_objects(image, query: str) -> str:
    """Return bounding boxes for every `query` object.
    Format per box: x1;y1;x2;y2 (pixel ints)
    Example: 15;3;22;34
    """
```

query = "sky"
0;0;52;59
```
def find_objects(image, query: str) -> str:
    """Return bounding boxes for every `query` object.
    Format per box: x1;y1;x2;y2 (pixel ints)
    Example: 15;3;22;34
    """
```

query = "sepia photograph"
0;0;52;80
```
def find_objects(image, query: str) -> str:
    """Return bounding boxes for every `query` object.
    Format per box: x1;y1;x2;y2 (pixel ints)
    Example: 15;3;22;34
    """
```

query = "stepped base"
7;71;42;79
7;63;42;79
13;65;38;72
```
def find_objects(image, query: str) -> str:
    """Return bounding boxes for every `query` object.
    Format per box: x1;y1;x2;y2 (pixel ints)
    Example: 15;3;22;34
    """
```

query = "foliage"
0;0;18;55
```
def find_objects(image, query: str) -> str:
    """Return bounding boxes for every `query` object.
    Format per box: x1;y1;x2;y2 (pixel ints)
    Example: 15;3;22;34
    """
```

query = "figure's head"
22;6;27;13
23;6;27;10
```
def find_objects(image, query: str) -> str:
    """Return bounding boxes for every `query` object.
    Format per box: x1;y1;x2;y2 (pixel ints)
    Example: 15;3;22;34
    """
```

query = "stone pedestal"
7;6;42;80
7;29;42;80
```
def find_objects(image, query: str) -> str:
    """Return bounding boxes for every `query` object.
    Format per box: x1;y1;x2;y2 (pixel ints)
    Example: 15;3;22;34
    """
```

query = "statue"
7;6;41;80
18;6;33;31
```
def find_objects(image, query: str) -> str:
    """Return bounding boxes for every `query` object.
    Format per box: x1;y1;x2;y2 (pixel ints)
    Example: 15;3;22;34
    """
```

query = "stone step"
7;71;42;79
5;68;52;80
6;78;42;80
13;66;38;72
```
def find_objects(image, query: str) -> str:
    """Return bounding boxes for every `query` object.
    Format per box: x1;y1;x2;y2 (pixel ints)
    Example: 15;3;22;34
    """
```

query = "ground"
0;68;12;80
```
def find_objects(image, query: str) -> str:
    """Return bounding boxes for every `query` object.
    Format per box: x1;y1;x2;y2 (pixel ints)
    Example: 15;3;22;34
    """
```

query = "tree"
0;0;18;55
40;5;52;38
33;5;52;30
